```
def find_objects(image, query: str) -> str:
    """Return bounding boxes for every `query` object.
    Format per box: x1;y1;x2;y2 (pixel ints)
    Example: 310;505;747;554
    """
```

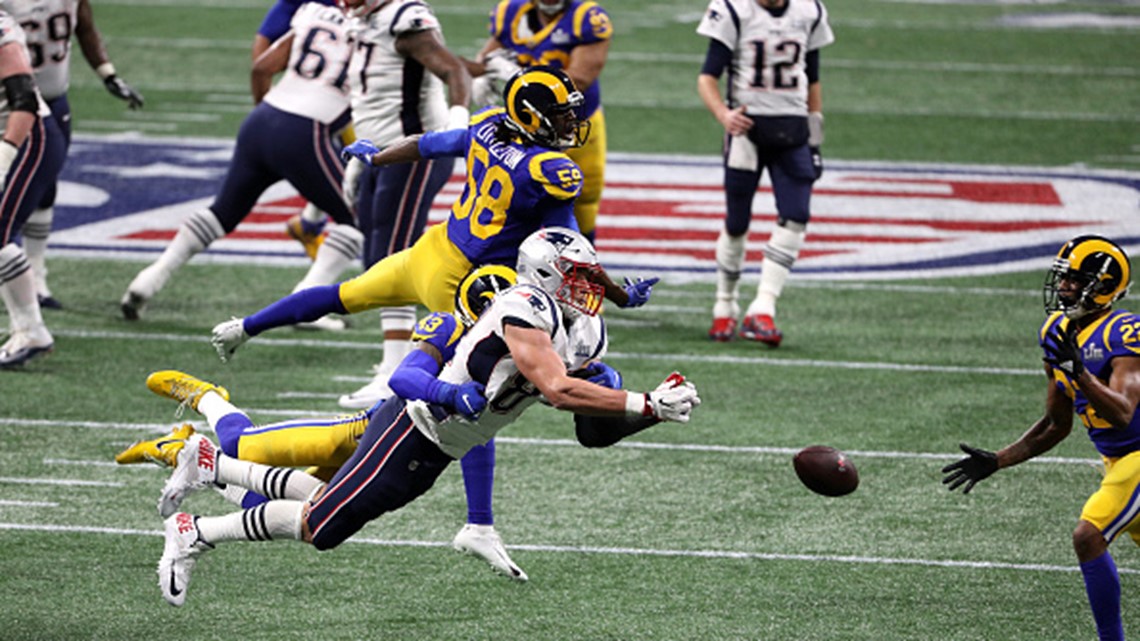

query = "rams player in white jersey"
696;0;833;347
144;227;699;606
944;236;1140;641
119;2;360;321
0;0;142;309
0;10;66;367
334;0;472;410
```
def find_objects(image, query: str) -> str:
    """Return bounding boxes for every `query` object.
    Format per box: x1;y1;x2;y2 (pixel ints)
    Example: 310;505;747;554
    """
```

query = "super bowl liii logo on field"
45;135;1140;280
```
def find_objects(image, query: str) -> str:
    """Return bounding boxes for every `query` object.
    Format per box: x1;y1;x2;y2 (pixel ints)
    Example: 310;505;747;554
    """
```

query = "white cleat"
158;512;212;607
0;326;54;368
452;524;528;582
338;362;394;409
158;434;220;518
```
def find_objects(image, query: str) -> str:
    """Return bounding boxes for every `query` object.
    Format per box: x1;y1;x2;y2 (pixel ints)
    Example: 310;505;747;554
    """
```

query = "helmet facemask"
503;67;590;149
1043;236;1131;319
552;257;605;317
536;0;569;16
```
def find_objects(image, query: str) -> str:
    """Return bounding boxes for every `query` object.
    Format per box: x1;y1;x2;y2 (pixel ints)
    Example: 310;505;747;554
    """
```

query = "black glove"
809;146;823;179
1042;326;1084;379
104;75;144;110
941;443;998;494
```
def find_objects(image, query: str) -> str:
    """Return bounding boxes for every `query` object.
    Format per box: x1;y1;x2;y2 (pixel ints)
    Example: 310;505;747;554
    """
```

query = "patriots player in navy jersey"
146;226;698;607
943;235;1140;641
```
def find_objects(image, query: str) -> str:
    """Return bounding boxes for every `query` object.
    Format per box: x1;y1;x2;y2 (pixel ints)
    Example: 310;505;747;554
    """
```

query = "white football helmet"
516;227;604;317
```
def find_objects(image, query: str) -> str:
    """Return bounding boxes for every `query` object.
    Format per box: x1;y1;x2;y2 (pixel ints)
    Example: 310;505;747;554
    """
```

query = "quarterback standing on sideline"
154;226;699;607
0;10;65;367
942;235;1140;641
0;0;143;309
696;0;833;347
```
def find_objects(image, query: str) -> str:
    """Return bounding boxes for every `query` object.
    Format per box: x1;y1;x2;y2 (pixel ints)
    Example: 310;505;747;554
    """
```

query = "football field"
2;1;1140;640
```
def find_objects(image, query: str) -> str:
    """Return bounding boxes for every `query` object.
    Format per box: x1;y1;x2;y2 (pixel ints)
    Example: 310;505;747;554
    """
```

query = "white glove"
626;372;701;424
808;112;824;147
343;157;366;209
447;105;470;131
471;75;502;108
483;49;522;82
211;317;249;363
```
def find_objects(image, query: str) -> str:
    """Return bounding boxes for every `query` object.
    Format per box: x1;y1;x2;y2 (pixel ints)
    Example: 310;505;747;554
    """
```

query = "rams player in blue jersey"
942;235;1140;641
467;0;612;242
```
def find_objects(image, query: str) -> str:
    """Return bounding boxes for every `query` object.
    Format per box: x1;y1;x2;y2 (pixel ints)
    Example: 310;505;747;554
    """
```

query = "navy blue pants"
723;138;815;236
1;114;66;245
211;103;354;232
356;156;452;267
307;398;454;550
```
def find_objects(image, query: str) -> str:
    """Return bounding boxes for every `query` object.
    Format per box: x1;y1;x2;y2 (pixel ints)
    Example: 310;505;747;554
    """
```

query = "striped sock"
196;500;305;544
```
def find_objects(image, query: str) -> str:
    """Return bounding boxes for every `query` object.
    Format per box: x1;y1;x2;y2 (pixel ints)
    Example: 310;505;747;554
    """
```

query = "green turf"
2;0;1139;638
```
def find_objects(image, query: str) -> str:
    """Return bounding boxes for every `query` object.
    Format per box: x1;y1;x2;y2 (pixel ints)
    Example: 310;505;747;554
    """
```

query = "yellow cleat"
146;370;230;412
115;423;197;466
285;214;326;261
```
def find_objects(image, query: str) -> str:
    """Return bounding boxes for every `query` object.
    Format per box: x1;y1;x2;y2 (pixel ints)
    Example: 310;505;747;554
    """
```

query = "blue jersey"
420;107;582;266
488;0;612;119
411;311;466;362
1040;309;1140;457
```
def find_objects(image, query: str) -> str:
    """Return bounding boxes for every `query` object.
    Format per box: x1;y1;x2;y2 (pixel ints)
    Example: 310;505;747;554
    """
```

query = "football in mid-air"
793;445;859;496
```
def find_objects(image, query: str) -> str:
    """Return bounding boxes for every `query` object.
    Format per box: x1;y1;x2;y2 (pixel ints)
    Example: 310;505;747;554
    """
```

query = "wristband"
96;62;116;80
625;391;651;418
447;105;470;131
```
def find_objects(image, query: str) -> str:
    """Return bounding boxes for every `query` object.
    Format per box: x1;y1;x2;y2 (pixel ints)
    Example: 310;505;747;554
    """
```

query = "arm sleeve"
243;284;347;336
418;128;468;158
574;414;660;448
700;39;733;78
388;349;453;404
806;49;820;84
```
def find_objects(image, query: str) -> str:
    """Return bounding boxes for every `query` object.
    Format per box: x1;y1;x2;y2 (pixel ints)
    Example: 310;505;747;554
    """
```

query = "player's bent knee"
1073;520;1107;560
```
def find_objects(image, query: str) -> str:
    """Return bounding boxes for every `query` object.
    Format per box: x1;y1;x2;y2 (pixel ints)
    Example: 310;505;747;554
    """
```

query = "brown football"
793;445;859;496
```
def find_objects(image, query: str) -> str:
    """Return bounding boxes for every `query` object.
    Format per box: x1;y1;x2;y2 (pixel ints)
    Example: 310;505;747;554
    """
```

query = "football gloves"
342;157;366;208
810;146;823;180
645;372;701;424
621;276;659;308
941;443;999;494
341;139;381;166
104;75;144;110
442;381;486;421
583;361;622;390
210;318;249;363
1042;326;1084;379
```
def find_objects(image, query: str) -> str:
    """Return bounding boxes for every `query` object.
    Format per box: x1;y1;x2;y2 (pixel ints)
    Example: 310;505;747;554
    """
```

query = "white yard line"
0;521;1129;575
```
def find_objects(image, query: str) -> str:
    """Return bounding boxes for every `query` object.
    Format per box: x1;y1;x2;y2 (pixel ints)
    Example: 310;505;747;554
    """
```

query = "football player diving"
942;235;1140;641
138;227;699;607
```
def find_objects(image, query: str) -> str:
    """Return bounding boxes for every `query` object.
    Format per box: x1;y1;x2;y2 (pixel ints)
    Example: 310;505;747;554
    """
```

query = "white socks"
0;243;46;334
749;221;806;318
713;229;745;319
292;224;363;293
128;208;225;298
196;500;306;543
23;207;52;297
379;306;416;370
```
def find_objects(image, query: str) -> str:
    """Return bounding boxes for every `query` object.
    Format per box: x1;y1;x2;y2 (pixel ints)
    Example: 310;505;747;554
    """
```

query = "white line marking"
0;500;59;507
0;477;124;488
0;522;1130;575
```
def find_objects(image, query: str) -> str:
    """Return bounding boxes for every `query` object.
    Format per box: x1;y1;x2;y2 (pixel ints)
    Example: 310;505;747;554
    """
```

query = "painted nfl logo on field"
42;136;1140;280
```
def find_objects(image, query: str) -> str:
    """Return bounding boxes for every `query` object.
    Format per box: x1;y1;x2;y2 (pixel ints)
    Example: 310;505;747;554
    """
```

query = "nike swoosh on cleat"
169;569;182;597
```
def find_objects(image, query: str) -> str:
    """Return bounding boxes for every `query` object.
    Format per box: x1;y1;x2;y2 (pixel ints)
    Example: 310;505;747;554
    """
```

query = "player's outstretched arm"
76;0;143;109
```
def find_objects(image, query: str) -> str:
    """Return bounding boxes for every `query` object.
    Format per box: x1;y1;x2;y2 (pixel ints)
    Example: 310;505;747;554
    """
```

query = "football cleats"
502;66;590;149
454;264;517;327
516;227;605;317
1044;235;1131;319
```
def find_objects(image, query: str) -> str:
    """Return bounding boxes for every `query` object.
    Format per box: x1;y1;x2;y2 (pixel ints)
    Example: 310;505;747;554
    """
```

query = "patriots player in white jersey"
0;11;66;367
335;0;471;410
119;2;360;321
0;0;142;309
696;0;833;347
146;227;700;607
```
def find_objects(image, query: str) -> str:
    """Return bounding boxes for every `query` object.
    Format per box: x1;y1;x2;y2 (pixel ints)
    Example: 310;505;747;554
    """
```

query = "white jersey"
0;11;50;132
0;0;76;100
263;2;352;125
409;284;608;459
346;0;447;146
697;0;834;116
